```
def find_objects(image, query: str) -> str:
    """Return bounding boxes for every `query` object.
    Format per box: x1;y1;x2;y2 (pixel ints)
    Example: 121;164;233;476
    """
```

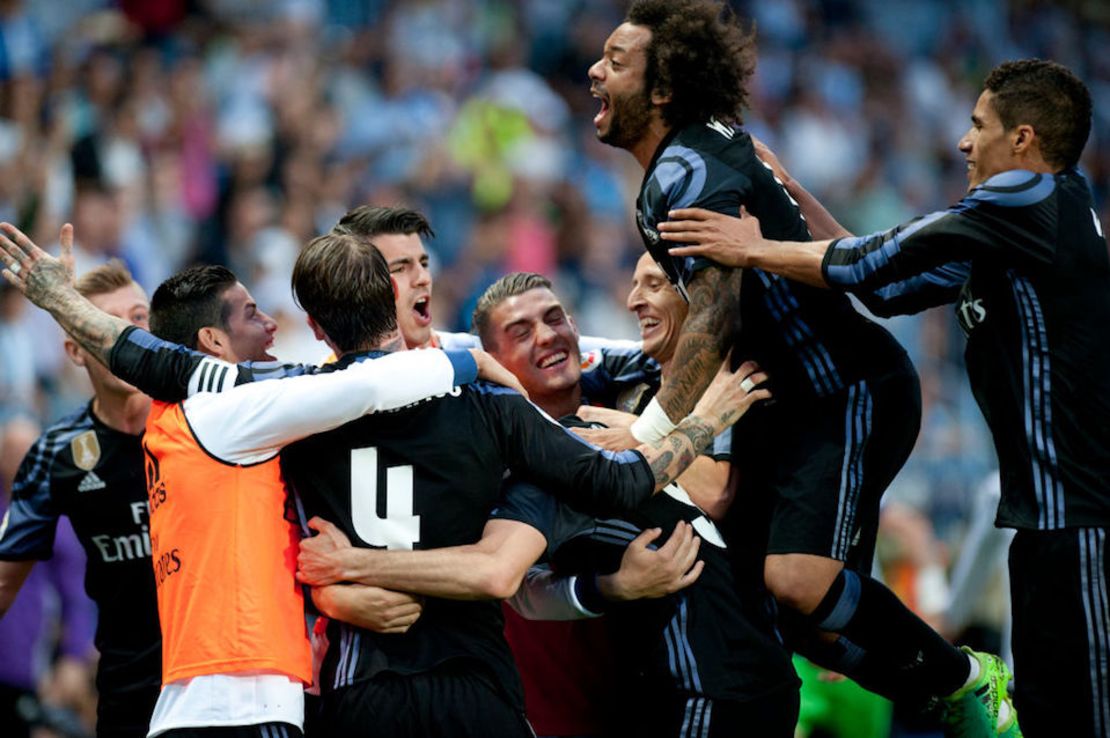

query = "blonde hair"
75;259;135;298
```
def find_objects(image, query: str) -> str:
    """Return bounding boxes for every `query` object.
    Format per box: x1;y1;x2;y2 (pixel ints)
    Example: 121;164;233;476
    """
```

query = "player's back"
282;355;654;707
637;122;910;402
282;379;519;694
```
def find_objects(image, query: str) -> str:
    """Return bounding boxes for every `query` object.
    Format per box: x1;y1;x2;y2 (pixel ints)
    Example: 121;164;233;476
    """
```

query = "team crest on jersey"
71;431;101;471
580;349;602;373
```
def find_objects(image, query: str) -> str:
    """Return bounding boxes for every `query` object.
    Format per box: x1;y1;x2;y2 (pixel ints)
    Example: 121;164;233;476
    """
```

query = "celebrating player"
585;1;1013;734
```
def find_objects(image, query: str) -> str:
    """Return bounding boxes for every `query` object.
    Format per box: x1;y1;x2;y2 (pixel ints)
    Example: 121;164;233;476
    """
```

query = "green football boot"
941;647;1018;737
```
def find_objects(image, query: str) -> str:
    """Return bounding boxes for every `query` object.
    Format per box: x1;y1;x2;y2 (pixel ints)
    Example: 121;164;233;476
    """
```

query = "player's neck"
92;391;151;435
533;385;583;422
335;329;406;358
630;121;672;170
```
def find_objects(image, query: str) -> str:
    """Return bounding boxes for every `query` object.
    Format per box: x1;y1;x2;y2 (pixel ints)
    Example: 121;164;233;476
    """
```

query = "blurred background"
0;1;1105;735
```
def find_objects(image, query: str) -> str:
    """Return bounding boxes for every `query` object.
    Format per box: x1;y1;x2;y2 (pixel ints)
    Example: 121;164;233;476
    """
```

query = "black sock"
805;569;970;700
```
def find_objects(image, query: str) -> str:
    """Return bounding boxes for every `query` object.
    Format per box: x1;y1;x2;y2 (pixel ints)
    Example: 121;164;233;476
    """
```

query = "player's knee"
764;557;837;615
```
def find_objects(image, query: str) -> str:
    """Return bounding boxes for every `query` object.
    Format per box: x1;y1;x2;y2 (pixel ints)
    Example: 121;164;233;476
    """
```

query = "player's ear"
651;85;672;107
63;337;87;367
196;326;227;357
1012;123;1037;157
305;315;328;342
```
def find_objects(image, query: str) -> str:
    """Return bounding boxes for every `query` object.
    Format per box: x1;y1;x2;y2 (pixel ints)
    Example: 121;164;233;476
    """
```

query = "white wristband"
631;397;678;444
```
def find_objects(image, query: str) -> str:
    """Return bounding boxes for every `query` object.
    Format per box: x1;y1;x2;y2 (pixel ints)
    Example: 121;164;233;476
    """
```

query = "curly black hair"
627;0;756;128
983;59;1091;169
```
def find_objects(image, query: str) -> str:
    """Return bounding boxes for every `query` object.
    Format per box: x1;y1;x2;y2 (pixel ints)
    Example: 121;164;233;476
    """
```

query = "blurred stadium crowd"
0;0;1106;734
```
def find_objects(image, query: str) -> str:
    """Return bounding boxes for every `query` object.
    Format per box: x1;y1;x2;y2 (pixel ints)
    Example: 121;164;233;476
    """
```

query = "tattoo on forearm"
656;267;739;420
648;416;717;488
42;288;129;368
649;450;675;485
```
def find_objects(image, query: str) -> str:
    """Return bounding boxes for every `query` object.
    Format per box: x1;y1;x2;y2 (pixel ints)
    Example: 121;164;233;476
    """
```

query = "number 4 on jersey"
350;447;421;550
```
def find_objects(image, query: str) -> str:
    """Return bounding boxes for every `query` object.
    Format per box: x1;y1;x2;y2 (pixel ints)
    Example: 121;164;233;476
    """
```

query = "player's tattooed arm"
640;358;769;491
652;265;741;422
0;222;129;368
644;416;715;488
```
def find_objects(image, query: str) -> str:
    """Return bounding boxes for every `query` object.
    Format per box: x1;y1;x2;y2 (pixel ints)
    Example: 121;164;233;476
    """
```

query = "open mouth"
412;296;431;326
537;351;568;370
638;315;661;339
592;88;610;127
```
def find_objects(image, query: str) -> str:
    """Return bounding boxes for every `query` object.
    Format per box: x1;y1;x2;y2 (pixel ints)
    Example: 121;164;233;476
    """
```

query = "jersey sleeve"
485;388;655;517
640;140;755;296
822;171;1057;304
704;426;732;462
852;261;972;317
504;565;601;621
488;480;559;541
578;345;661;411
185;348;478;464
108;326;315;402
0;434;61;560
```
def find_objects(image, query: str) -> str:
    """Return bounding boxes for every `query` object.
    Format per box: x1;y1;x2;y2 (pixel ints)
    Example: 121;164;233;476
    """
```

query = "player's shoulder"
965;169;1056;208
667;120;756;168
465;381;526;400
14;405;97;482
644;121;756;209
36;405;99;455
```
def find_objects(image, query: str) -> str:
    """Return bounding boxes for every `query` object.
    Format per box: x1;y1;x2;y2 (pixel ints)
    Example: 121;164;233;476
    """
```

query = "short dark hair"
149;265;237;349
471;272;553;350
627;0;756;128
332;205;435;241
75;259;135;299
983;59;1092;169
291;232;397;354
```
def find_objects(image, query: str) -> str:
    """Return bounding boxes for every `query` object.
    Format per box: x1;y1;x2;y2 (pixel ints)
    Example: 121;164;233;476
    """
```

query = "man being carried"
663;58;1103;738
583;2;1009;734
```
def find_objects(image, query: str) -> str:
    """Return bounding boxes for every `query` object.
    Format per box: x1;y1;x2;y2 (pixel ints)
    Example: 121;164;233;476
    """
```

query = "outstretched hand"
0;223;76;305
659;206;768;268
692;355;771;432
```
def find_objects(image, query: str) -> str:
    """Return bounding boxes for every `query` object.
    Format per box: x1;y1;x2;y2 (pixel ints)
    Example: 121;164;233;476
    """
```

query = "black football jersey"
824;168;1110;530
496;416;797;704
636;121;909;402
0;403;161;693
279;352;656;706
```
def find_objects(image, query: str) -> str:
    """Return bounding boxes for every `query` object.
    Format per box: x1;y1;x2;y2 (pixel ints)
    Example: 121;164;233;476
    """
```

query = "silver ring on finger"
8;261;20;275
740;377;756;393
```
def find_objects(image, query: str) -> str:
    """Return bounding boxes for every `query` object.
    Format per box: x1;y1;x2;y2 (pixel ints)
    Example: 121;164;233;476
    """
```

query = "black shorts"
733;365;921;570
1010;527;1110;738
627;686;799;738
317;661;532;738
160;723;301;738
96;680;160;738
